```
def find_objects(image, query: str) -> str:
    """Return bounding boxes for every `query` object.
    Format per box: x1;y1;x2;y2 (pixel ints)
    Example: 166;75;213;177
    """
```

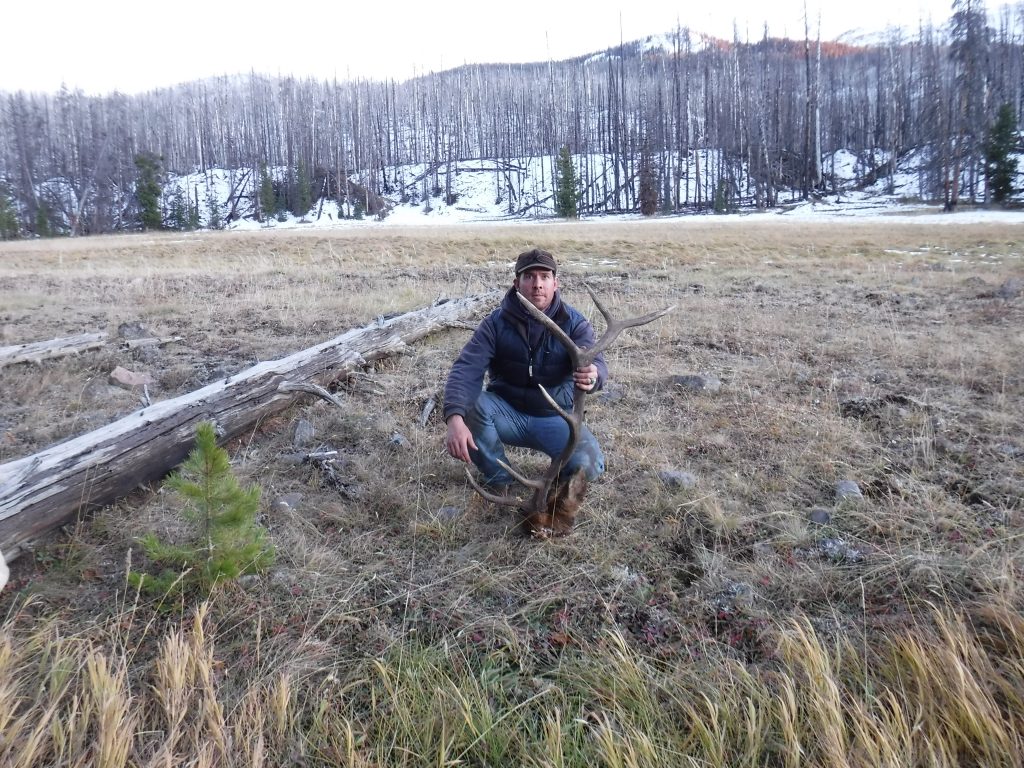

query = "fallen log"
0;292;498;559
0;332;109;367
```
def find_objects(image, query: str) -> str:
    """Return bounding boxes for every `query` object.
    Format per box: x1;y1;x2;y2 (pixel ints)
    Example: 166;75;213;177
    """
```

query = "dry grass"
1;216;1023;766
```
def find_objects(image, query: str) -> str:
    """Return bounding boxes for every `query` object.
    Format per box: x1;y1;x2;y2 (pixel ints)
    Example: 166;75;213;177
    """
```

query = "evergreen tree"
35;204;53;237
258;164;276;223
986;103;1018;204
554;146;578;218
292;160;312;218
134;152;163;231
205;190;223;230
187;196;201;230
130;421;274;596
0;183;18;239
168;187;189;230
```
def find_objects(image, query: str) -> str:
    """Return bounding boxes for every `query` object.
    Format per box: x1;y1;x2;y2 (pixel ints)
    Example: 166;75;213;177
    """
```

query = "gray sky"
1;0;998;94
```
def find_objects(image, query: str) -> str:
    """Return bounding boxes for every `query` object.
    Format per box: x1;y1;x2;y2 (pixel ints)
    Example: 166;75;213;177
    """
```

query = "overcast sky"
2;0;1006;95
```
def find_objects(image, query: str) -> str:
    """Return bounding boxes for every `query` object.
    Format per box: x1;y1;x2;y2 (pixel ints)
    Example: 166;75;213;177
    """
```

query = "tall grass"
1;594;1022;766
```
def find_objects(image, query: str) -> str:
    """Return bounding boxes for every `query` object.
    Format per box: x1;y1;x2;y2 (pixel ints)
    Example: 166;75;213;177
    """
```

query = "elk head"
467;286;674;538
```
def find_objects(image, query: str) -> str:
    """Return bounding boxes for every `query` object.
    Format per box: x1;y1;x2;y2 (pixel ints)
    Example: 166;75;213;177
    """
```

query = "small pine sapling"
130;421;274;595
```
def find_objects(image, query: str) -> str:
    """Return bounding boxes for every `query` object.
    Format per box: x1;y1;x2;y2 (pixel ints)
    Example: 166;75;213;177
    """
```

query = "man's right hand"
445;415;477;463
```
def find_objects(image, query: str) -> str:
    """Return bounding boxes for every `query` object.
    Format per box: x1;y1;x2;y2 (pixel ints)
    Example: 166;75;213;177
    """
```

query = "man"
444;247;607;490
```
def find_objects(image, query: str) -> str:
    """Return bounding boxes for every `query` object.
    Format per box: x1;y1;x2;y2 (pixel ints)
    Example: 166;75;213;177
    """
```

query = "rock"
116;321;149;340
816;537;864;563
435;506;463;522
835;480;863;500
998;277;1022;301
108;365;155;389
808;507;832;525
658;470;698;490
292;418;315;449
672;373;722;394
133;344;161;365
710;581;753;615
389;431;411;449
270;492;304;513
81;377;119;403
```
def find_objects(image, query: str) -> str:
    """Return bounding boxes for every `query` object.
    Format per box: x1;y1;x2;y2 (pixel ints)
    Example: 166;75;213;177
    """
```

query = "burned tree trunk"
0;292;497;558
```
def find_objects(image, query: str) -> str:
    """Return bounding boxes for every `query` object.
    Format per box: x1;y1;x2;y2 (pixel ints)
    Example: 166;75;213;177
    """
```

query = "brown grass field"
1;216;1023;766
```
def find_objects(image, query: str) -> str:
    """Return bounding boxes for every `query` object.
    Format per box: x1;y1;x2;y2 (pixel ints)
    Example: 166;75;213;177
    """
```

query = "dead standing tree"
468;288;674;537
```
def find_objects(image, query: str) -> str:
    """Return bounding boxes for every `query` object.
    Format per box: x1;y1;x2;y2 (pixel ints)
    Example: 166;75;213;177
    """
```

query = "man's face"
514;268;558;311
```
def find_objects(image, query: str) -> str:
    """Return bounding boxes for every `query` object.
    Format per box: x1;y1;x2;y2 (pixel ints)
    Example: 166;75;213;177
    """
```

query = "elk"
466;287;674;537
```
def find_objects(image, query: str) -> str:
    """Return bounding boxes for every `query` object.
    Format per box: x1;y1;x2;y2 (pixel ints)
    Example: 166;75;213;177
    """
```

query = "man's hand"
445;415;477;463
573;364;599;392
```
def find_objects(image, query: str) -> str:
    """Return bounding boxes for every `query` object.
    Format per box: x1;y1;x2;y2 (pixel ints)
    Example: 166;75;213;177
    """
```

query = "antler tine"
537;382;581;472
497;459;545;490
582;286;675;360
465;468;521;506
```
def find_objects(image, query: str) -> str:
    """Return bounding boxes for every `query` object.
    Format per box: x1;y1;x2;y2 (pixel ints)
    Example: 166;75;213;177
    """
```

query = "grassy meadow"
0;217;1022;766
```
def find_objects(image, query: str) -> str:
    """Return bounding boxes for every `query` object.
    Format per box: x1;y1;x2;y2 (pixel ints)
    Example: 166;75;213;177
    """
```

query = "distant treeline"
0;1;1020;237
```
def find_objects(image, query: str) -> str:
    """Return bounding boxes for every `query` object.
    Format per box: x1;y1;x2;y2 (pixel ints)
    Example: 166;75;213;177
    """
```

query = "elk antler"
466;286;675;536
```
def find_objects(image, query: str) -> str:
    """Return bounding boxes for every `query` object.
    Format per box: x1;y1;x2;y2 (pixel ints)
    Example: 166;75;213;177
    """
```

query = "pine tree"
134;152;163;231
35;204;53;237
292;160;312;218
130;422;274;595
554;146;578;218
0;183;18;239
258;164;276;223
168;187;189;230
205;190;223;230
986;103;1018;204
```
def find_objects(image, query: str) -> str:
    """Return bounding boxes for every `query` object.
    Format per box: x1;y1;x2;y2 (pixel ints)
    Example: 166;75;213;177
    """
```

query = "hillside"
1;4;1020;238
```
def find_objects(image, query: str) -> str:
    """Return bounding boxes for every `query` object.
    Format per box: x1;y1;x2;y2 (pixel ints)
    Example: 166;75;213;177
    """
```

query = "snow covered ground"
166;148;1024;233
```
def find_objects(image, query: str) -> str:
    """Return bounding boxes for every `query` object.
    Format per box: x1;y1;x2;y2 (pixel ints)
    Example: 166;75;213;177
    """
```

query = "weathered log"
0;332;109;367
0;292;498;558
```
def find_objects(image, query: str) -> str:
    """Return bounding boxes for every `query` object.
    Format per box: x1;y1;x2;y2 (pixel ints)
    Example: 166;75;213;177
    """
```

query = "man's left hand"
573;364;599;392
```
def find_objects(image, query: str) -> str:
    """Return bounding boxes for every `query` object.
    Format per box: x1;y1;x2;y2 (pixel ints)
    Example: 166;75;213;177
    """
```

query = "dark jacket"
443;288;608;420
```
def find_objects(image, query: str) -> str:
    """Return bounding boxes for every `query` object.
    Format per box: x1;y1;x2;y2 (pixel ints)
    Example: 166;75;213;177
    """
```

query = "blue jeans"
465;390;605;486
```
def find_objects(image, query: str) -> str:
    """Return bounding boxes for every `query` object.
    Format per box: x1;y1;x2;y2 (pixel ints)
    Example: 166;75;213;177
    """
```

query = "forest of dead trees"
0;0;1020;237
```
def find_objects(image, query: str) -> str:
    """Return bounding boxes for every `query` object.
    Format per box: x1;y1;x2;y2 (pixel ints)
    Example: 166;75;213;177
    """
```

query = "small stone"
658;470;698;490
808;508;831;525
389;431;411;449
671;373;722;394
835;480;863;500
817;537;864;563
270;492;303;513
81;377;118;403
998;277;1022;300
116;321;149;340
108;365;155;389
435;506;462;522
292;418;315;449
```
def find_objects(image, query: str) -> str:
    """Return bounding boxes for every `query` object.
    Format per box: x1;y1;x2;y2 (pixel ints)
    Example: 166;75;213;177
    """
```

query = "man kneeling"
443;248;606;499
